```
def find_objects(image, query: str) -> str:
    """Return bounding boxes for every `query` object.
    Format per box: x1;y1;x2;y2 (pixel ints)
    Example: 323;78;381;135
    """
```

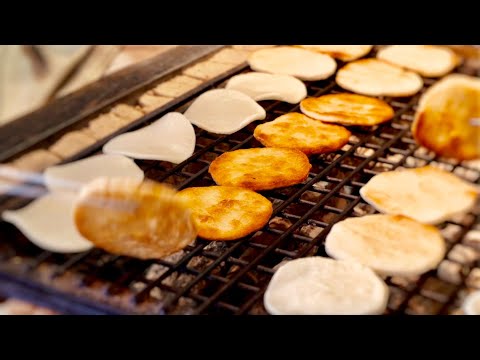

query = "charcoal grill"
0;46;479;315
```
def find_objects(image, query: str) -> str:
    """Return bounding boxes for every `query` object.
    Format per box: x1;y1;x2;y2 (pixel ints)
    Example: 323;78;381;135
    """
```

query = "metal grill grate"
0;47;479;315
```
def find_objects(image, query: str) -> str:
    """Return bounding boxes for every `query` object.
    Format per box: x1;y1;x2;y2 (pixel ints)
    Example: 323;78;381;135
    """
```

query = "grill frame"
0;46;479;315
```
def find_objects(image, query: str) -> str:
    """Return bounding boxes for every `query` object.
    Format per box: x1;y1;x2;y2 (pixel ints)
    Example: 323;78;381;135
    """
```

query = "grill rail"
0;46;479;315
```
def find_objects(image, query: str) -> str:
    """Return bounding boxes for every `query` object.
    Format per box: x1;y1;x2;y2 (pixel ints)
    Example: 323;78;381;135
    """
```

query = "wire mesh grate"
0;47;479;315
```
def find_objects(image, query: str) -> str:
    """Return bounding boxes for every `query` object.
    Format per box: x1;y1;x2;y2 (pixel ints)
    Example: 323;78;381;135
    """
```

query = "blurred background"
0;45;177;126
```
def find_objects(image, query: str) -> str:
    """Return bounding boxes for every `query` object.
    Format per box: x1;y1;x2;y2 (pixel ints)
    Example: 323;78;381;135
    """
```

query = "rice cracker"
176;186;272;241
325;214;446;277
264;257;389;315
412;74;480;161
254;112;351;155
209;148;311;191
300;93;394;126
74;177;197;259
336;59;423;97
377;45;458;77
360;166;479;224
248;46;337;81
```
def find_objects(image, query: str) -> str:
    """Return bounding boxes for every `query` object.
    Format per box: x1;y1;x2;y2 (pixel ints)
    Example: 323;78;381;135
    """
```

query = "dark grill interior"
0;47;479;315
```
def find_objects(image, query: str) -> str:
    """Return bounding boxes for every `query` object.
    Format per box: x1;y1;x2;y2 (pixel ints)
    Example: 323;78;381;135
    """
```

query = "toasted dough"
325;214;446;277
248;46;337;81
336;59;423;97
297;45;373;62
377;45;458;77
412;74;480;161
74;177;197;260
264;257;389;315
300;93;394;126
176;186;272;241
360;166;479;224
209;148;311;191
253;113;351;155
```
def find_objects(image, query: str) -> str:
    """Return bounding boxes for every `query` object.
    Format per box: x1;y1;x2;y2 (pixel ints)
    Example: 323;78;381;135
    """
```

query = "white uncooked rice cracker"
360;166;479;224
225;72;307;103
44;154;144;193
264;257;389;315
377;45;458;78
2;193;93;253
184;89;266;134
325;214;446;277
336;59;423;97
103;112;196;163
248;46;337;81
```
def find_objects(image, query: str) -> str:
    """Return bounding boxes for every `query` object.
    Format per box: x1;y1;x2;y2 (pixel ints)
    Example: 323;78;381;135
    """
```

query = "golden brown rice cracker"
176;186;272;241
300;93;394;126
412;74;480;160
74;177;197;260
253;112;351;155
209;148;312;191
